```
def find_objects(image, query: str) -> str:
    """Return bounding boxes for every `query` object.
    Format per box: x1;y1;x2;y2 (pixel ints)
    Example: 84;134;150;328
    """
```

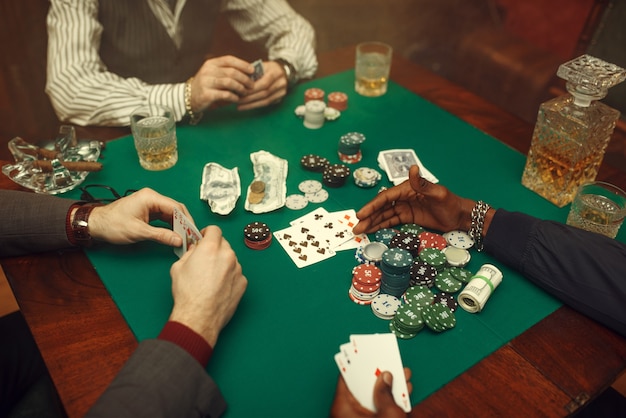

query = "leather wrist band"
69;203;103;247
185;77;203;125
468;200;491;252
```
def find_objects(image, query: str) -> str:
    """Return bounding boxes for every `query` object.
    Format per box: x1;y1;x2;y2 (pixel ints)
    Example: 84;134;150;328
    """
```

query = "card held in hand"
173;207;202;258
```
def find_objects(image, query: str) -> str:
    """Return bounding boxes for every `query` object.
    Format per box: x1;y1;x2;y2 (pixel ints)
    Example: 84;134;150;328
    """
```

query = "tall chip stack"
379;248;413;298
337;132;365;164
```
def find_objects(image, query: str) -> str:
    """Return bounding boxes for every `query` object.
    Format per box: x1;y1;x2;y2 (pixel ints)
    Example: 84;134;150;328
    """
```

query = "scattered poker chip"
298;179;322;194
324;107;341;121
353;167;382;188
418;231;448;252
400;223;425;236
328;91;348;111
403;285;435;307
285;194;308;210
389;320;418;340
323;163;350;188
305;189;329;203
434;292;458;313
434;269;464;293
388;231;421;257
419;247;447;270
443;230;475;249
371;294;401;320
422;303;456;332
304;87;325;102
362;242;388;264
300;154;329;172
294;105;306;118
442;246;471;267
374;228;399;246
409;260;438;288
448;266;473;283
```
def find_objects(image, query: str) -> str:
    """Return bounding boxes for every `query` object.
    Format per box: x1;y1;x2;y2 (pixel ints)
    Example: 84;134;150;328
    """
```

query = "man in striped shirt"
45;0;318;127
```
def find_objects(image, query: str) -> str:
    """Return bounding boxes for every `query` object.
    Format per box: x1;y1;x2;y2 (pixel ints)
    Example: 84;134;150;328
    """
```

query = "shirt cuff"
158;321;213;367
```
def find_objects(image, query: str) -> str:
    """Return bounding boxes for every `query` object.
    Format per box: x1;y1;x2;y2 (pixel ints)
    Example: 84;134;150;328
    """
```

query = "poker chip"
243;221;272;250
294;105;305;118
381;248;413;271
285;194;308;210
388;231;421;257
434;269;464;293
419;247;447;271
353;167;382;188
361;242;388;264
338;151;362;164
418;231;448;252
300;154;329;172
322;163;350;188
389;303;424;339
409;260;437;288
389;320;418;340
442;246;471;267
448;266;473;283
374;228;399;246
352;264;383;285
298;179;322;194
305;189;329;203
422;303;456;332
304;87;325;102
403;285;435;307
328;91;348;111
400;223;425;236
443;230;475;249
433;292;458;313
371;294;401;320
324;107;341;121
303;100;326;129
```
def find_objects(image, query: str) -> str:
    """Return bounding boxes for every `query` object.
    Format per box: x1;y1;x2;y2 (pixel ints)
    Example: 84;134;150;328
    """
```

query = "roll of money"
458;264;503;313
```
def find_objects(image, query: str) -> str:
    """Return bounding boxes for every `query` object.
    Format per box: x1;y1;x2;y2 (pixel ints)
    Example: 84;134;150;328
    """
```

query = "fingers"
373;371;410;418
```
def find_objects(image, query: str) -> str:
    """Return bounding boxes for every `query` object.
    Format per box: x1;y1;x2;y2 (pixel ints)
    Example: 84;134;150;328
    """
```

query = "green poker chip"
403;285;435;307
389;320;418;339
448;266;473;283
419;248;447;270
435;270;463;293
400;223;425;236
423;303;456;332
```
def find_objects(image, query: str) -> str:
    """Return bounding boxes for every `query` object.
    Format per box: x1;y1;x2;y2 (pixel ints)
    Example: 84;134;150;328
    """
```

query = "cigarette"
33;160;103;172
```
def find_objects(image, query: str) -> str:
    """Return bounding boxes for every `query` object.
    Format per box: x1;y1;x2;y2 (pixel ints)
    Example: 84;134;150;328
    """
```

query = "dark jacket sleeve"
0;190;77;257
484;209;626;337
86;339;227;418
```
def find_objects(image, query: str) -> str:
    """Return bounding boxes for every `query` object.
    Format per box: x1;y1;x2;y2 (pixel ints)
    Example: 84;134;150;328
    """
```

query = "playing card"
289;207;354;250
331;209;370;251
173;207;202;258
273;222;335;268
377;149;438;185
347;334;412;413
251;59;264;81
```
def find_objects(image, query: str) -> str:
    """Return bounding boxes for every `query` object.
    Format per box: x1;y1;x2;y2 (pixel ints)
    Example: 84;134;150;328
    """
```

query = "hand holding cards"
173;207;202;258
335;333;412;413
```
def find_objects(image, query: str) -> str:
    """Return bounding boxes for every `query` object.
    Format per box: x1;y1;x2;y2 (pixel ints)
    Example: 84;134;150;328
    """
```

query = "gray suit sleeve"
0;190;77;257
87;339;227;418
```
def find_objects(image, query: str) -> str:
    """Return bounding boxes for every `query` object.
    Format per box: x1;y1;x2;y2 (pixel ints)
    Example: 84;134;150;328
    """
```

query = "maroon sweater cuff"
158;321;213;367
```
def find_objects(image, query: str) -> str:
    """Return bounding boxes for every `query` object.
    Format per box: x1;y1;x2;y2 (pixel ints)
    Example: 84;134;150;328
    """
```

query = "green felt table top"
63;70;624;417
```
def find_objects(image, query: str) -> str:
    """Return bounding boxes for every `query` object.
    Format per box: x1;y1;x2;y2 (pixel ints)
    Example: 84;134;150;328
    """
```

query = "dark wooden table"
2;46;626;418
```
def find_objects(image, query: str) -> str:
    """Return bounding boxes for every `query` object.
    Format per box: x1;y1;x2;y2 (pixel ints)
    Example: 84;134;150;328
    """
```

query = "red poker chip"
338;151;362;164
244;235;272;250
304;88;325;102
352;264;382;284
348;290;373;305
328;92;348;111
418;231;448;252
352;281;381;293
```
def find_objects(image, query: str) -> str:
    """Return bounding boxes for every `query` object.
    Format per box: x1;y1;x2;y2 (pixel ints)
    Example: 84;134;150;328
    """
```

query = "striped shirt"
45;0;318;126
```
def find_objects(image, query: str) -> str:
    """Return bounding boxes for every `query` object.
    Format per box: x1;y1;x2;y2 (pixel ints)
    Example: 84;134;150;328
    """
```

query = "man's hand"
88;188;189;247
237;61;289;110
330;368;413;417
168;225;248;346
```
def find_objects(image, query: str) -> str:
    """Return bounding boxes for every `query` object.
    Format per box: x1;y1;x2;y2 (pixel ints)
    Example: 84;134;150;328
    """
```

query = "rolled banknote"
458;264;503;313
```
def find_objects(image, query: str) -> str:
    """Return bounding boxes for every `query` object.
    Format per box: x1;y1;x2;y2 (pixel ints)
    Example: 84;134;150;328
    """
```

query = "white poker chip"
305;188;329;203
294;105;306;118
443;230;475;249
324;107;341;121
442;246;471;267
371;294;401;319
285;194;308;210
298;179;323;194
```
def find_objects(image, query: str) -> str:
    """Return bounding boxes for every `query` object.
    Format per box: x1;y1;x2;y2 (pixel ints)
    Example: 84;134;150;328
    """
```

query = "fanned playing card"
172;207;202;258
273;222;335;268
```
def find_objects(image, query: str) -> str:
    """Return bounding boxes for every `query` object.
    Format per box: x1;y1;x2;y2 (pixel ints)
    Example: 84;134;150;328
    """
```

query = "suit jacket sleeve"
484;209;626;337
0;190;76;257
86;339;227;418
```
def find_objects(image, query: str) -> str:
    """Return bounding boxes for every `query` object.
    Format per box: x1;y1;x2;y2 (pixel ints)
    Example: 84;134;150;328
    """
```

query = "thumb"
143;223;183;247
373;371;398;413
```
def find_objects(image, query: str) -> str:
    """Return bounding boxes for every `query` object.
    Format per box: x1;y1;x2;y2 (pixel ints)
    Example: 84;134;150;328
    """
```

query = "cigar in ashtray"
33;160;103;172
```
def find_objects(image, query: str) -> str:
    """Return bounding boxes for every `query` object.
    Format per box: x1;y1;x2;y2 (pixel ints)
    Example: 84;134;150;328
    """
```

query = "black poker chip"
434;292;458;312
243;221;270;242
300;154;329;172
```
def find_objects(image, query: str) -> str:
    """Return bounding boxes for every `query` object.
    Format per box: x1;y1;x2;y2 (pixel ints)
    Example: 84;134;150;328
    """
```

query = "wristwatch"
274;58;298;89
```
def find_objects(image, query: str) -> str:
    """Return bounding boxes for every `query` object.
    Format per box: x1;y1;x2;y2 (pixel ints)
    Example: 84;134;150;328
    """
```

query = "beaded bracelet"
185;77;203;125
468;200;491;252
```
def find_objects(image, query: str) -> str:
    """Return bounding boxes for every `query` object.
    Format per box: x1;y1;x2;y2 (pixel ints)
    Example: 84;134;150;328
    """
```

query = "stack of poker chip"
402;285;435;307
388;231;421;257
370;294;401;320
348;264;382;305
409;260;438;288
243;221;272;250
337;132;365;164
389;303;425;339
418;247;448;272
355;241;388;266
434;269;464;293
328;91;348;111
304;87;325;102
422;303;456;332
303;100;326;129
322;163;350;188
379;248;413;298
353;167;382;188
300;154;329;173
433;292;459;313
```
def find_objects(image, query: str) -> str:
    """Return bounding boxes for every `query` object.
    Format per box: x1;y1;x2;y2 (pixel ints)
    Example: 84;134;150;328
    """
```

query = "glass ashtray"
1;126;102;195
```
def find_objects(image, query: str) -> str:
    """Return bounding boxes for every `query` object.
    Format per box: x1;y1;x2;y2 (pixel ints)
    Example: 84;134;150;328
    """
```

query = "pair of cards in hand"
335;333;412;413
251;59;264;81
173;207;202;258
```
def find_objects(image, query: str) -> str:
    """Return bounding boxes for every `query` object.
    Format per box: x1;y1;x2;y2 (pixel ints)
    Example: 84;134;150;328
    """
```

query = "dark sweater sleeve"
86;339;227;418
484;209;626;337
0;190;77;257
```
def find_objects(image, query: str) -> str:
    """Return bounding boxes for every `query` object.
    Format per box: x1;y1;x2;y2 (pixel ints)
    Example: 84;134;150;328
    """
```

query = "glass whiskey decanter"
521;55;626;207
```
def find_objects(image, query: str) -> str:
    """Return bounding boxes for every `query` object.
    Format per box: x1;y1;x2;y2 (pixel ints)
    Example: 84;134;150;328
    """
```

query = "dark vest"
98;0;221;84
